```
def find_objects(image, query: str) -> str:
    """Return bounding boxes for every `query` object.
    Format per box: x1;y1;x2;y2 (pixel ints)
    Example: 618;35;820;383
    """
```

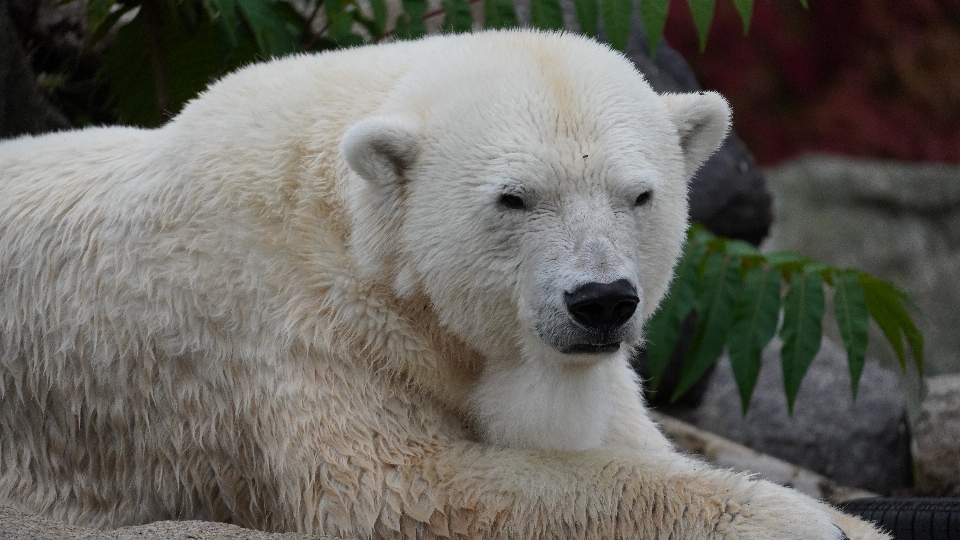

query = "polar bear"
0;30;886;539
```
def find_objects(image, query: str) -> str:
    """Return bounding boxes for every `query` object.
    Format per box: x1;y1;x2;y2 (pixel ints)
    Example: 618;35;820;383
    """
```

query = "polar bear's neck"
467;348;619;451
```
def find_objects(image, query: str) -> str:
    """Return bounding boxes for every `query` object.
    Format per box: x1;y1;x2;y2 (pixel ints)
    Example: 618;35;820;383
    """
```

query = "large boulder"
677;337;912;494
0;506;345;540
912;374;960;493
764;154;960;377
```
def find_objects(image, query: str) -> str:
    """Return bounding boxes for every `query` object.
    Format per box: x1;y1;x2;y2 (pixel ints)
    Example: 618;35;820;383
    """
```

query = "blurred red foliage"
664;0;960;164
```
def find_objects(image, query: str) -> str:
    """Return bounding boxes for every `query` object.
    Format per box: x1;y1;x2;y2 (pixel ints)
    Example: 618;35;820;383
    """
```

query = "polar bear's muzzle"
564;279;639;331
533;278;642;355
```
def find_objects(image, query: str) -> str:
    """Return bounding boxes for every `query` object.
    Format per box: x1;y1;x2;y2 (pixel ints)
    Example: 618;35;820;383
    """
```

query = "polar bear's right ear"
661;91;731;178
342;117;421;186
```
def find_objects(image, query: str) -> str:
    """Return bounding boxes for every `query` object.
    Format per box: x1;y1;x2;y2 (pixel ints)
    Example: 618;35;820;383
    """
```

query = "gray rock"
764;155;960;376
912;374;960;492
676;337;912;494
0;505;350;540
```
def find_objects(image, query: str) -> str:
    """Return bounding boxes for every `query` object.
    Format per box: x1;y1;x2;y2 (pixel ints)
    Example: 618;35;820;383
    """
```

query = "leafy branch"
80;0;812;125
644;225;924;414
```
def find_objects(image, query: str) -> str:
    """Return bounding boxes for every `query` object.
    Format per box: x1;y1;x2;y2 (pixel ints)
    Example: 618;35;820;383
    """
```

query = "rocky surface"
912;374;960;493
764;154;960;377
667;336;913;495
0;506;348;540
652;412;876;504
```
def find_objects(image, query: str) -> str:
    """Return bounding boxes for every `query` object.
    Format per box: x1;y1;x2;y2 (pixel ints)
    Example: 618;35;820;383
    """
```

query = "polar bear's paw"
714;480;890;540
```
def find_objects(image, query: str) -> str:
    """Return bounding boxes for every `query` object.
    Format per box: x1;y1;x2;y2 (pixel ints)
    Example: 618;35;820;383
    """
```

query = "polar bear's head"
342;32;729;450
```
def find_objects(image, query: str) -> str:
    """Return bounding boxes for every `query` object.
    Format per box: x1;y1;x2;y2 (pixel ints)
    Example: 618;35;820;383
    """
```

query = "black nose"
564;279;639;330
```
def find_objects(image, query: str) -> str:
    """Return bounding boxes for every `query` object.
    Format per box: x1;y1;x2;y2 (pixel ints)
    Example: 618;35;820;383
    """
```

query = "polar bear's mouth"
562;342;622;355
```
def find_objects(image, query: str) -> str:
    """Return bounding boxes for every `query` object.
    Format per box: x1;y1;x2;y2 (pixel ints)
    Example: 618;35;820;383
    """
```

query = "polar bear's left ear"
342;116;421;186
661;91;732;177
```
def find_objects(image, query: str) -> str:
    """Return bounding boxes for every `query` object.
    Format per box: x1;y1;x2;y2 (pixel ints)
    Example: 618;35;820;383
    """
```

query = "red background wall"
664;0;960;165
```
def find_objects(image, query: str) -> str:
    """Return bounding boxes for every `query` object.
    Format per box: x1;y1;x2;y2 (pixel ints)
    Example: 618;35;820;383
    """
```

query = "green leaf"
443;0;474;32
101;13;156;126
530;0;564;31
101;2;224;127
731;0;753;34
724;238;759;256
779;272;825;414
203;0;242;45
638;0;669;56
89;3;139;45
237;0;298;56
396;0;428;39
371;0;389;36
88;0;118;35
484;0;519;28
763;250;811;268
686;0;715;51
672;250;741;402
727;264;781;414
798;0;808;8
600;0;633;51
859;274;924;374
644;234;706;392
833;270;869;399
573;0;599;37
328;10;354;40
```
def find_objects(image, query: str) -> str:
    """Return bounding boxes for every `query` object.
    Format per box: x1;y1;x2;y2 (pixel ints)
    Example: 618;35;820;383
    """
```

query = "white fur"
0;30;887;540
468;338;626;451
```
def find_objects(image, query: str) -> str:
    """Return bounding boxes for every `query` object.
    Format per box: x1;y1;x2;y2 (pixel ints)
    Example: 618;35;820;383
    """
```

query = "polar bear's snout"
563;279;639;353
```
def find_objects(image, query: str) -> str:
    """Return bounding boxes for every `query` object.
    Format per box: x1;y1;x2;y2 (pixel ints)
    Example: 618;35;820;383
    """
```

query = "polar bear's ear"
342;116;421;186
661;91;731;177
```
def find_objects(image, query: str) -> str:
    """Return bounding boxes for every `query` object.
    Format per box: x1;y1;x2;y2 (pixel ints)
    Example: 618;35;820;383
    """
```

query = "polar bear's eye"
498;194;527;210
634;191;652;207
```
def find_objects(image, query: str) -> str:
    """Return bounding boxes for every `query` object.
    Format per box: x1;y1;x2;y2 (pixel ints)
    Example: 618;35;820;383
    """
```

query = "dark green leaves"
672;250;741;401
644;233;705;393
396;0;428;39
530;0;564;31
370;0;389;36
833;270;869;398
643;224;923;415
484;0;519;29
573;0;599;38
779;271;824;414
88;0;119;35
686;0;715;51
600;0;633;52
443;0;474;32
727;264;780;413
237;0;299;56
860;274;924;374
638;0;669;55
731;0;753;34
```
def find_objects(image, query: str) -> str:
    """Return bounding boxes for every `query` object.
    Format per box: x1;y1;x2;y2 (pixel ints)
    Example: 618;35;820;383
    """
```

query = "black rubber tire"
839;498;960;540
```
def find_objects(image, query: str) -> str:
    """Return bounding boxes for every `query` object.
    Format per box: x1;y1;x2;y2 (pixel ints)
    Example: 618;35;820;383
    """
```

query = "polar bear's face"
342;37;729;450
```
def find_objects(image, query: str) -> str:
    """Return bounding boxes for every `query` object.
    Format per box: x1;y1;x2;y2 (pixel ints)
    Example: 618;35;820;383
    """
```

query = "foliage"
664;0;960;164
72;0;923;411
81;0;817;125
644;225;923;414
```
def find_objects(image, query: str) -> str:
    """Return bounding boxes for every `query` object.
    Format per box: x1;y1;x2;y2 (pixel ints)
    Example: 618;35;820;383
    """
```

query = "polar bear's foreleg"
374;441;887;540
361;358;889;540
